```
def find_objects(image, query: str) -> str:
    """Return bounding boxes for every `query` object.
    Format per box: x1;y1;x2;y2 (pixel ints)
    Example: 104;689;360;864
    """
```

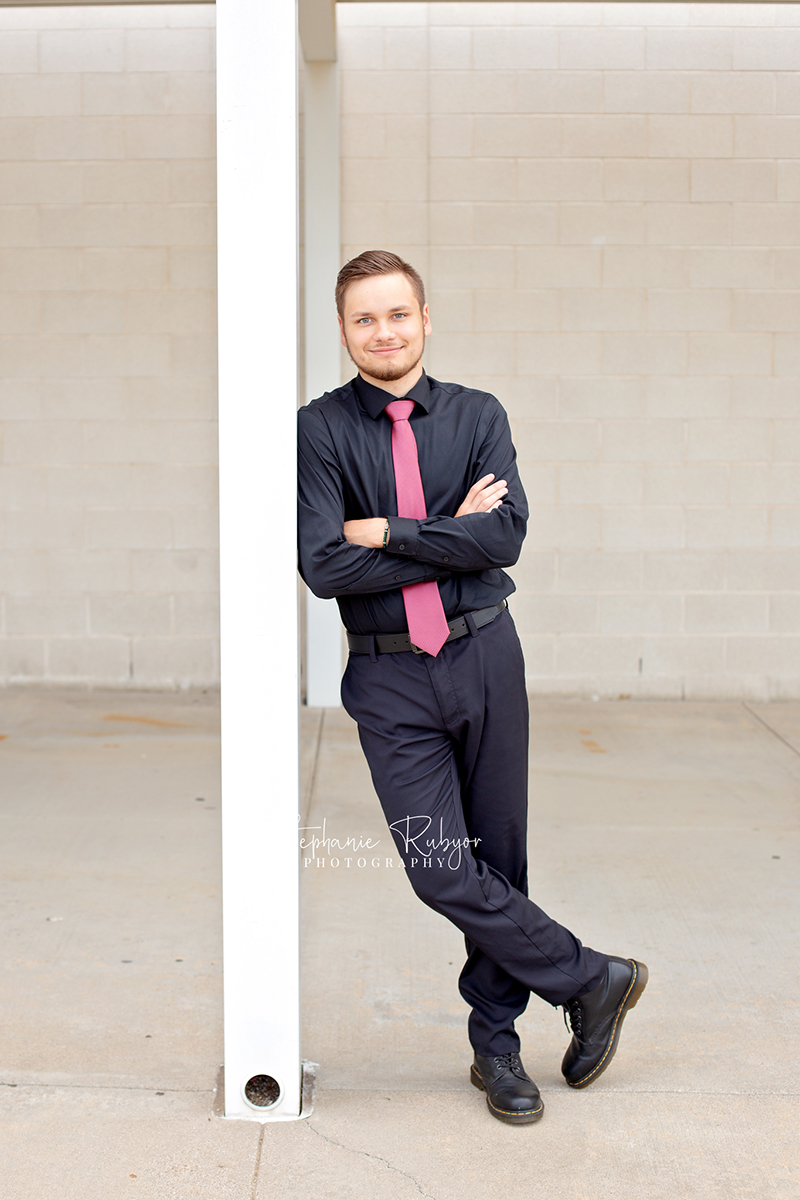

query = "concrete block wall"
338;1;800;700
0;4;218;687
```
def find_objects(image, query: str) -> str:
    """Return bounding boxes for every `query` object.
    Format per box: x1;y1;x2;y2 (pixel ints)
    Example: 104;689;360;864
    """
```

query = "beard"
344;337;424;382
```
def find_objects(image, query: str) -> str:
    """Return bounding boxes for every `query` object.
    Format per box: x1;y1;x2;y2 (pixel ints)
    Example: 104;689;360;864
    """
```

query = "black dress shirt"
297;370;528;636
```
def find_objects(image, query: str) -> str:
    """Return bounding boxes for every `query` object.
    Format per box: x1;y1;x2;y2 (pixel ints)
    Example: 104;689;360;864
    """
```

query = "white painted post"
216;0;301;1120
303;58;343;708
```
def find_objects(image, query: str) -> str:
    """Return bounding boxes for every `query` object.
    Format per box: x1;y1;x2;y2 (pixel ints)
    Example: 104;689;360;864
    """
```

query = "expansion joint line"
742;703;800;760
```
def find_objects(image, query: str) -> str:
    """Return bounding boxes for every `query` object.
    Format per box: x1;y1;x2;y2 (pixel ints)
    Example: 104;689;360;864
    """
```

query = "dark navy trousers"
340;607;609;1057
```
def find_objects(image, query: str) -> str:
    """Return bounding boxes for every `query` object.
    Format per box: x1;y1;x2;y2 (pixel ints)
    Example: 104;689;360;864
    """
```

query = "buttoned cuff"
386;517;419;556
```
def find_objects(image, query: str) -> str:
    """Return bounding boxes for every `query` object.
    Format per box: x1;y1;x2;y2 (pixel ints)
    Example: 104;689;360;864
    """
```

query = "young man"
298;250;647;1125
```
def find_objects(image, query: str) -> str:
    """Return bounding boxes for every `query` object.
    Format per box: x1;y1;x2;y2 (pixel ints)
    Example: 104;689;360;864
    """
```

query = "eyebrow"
349;306;410;318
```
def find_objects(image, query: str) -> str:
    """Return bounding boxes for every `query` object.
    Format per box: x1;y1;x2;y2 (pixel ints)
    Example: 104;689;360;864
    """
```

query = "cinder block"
0;333;86;379
47;636;130;683
600;594;682;633
0;73;80;116
602;332;687;376
385;26;430;71
770;508;800;548
0;379;42;421
170;159;218;207
516;332;601;375
560;462;643;505
430;246;514;289
426;331;514;377
692;160;774;203
691;71;775;115
39;204;125;248
603;71;688;115
83;248;168;291
732;27;800;70
562;116;647;158
337;26;384;70
685;594;767;633
473;203;557;246
517;246;602;288
3;420;83;465
734;116;800;160
125;115;215;160
167;72;215;119
341;3;426;26
130;548;219;593
604;159;689;202
777;73;800;116
429;71;515;115
725;636;800;678
84;334;170;378
473;27;558;70
169;247;216;290
86;509;171;551
730;377;797;418
733;291;800;332
429;27;471;71
647;28;731;71
515;594;597;635
691;5;774;27
340;113;385;159
772;421;800;462
728;549;800;590
644;463;728;505
90;593;171;636
777;162;800;203
687;419;770;462
473;289;557;332
82;161;168;203
734;203;800;246
173;592;220;637
0;549;48;593
641;635;724;675
429;288;473;334
39;29;124;73
0;205;38;248
517;635;555;677
604;247;688;288
46;465;129;510
515;70;601;114
170;334;218;377
685;507;768;548
560;203;645;245
556;635;641;677
0;465;47;510
125;291;215;336
171;507;219;550
518;3;603;26
524;506;600;548
646;376;729;419
558;550;641;592
0;31;38;73
131;635;218;685
601;507;685;549
0;292;40;332
642;549;726;591
341;69;429;116
128;463;216;508
0;247;81;291
0;116;37;160
49;550;130;593
774;334;800;377
559;377;644;418
603;419;685;462
341;202;385;246
0;638;45;681
125;203;214;247
730;465;800;505
689;248;772;289
688;333;771;376
127;376;216;421
769;595;800;632
559;28;644;70
513;419;599;462
42;377;127;420
518;159;602;202
649;115;733;159
473;115;560;158
648;289;730;332
0;162;82;204
81;72;167;117
647;203;731;246
429;115;472;158
561;289;644;331
504;548;556;592
345;158;427;203
35;116;124;162
5;594;85;636
124;28;212;72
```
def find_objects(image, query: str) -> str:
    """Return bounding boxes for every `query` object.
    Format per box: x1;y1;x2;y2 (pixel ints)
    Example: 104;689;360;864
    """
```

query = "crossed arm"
342;474;509;548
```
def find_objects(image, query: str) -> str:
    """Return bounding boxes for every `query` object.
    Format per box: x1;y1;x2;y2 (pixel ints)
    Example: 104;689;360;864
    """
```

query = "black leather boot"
561;956;648;1089
470;1052;544;1124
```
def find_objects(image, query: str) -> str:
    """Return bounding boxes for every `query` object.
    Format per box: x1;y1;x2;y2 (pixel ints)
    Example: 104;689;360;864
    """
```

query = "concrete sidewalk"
0;688;797;1199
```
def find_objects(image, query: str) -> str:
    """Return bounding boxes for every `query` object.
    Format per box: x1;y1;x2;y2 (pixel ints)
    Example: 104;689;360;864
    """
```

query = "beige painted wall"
339;2;800;700
0;3;218;687
0;3;798;698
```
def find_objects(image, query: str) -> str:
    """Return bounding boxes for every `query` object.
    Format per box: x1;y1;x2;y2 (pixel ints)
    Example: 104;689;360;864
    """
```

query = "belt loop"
368;634;378;663
465;611;480;638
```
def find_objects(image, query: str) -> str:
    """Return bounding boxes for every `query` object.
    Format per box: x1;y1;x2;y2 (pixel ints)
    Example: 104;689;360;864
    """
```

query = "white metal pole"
303;59;343;708
217;0;301;1120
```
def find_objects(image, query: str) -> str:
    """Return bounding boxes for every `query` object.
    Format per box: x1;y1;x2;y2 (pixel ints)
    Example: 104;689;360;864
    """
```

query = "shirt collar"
353;370;431;420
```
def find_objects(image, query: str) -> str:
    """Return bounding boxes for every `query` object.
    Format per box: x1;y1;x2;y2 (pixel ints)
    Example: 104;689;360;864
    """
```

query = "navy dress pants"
340;607;609;1057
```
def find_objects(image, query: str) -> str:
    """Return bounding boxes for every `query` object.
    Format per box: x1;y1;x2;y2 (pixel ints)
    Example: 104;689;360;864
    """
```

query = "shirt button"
443;556;450;562
398;543;405;550
395;575;401;581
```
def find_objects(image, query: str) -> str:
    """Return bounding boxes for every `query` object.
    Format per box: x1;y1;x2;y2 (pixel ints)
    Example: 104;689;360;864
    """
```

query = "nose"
372;319;398;342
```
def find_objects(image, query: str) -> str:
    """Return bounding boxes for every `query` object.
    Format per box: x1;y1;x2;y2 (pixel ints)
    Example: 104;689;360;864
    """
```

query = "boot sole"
470;1064;545;1124
566;958;649;1090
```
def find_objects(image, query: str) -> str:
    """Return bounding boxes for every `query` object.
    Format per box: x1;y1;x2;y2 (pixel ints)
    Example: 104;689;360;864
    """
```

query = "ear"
337;314;347;348
422;303;432;338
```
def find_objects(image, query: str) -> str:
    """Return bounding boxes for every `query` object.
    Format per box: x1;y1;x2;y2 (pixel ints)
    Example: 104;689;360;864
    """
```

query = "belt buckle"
410;641;426;655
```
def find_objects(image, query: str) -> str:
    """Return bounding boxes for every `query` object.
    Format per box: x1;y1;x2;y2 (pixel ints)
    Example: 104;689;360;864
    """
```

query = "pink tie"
384;399;450;657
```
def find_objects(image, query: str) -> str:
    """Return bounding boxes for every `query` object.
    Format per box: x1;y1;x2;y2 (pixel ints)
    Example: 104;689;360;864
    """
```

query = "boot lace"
563;999;583;1037
493;1051;522;1074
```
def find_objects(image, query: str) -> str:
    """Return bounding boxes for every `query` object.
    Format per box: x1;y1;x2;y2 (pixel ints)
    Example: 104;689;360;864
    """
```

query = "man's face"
338;272;432;385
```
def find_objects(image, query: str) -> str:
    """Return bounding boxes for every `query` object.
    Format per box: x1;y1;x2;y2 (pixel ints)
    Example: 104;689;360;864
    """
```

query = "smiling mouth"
371;346;403;354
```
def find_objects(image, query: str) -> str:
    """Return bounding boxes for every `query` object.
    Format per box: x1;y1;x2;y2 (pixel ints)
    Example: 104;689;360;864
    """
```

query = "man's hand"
455;473;508;518
343;517;386;548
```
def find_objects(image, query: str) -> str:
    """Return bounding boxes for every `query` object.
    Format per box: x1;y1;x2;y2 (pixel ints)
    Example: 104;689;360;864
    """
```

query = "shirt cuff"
386;517;420;556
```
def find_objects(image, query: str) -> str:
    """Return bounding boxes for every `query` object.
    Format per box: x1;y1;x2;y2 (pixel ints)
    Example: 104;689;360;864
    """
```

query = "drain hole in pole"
244;1075;281;1108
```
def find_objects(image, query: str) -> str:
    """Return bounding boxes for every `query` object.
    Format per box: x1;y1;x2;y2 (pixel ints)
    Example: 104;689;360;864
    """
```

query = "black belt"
346;600;507;656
